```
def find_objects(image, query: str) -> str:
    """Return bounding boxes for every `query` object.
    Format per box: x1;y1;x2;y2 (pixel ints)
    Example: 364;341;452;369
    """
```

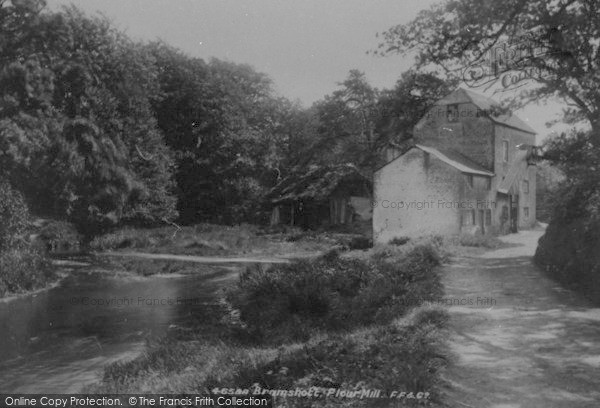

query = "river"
0;257;241;393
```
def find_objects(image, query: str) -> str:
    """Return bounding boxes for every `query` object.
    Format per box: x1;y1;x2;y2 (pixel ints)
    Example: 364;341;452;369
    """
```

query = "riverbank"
88;223;367;258
0;248;59;299
0;260;240;392
86;241;451;407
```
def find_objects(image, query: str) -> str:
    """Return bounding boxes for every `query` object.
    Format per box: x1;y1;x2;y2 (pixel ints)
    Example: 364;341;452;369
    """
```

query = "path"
441;229;600;408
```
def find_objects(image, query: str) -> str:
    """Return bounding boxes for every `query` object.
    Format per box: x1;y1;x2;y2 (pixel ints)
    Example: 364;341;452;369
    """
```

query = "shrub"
389;236;410;246
0;180;29;251
533;131;600;303
224;306;450;407
89;228;156;251
0;247;54;296
38;220;81;251
226;244;443;344
535;217;600;302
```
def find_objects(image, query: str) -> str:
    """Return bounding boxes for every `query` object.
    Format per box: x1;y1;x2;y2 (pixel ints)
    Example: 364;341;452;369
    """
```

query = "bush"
222;306;450;407
535;218;600;302
38;220;82;251
534;131;600;303
0;180;29;251
389;236;410;246
226;245;443;344
0;247;54;296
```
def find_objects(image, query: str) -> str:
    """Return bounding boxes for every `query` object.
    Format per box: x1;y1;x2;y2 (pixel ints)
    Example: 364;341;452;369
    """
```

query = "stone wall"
373;148;462;243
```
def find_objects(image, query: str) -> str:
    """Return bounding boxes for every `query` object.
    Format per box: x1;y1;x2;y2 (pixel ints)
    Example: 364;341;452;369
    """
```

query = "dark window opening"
447;104;459;122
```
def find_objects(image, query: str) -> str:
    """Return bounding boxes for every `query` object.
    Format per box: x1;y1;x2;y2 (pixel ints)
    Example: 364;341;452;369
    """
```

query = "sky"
46;0;573;142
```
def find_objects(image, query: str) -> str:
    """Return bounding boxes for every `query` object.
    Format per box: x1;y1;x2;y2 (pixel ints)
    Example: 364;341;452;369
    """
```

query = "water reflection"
0;259;239;392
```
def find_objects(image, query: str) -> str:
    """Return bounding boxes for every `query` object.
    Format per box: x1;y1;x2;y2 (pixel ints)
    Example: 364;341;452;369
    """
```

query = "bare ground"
440;229;600;408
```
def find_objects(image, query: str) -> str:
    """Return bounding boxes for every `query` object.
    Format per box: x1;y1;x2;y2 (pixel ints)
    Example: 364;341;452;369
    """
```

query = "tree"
309;70;452;174
377;70;454;145
148;43;300;224
376;0;600;144
312;70;383;174
0;2;177;234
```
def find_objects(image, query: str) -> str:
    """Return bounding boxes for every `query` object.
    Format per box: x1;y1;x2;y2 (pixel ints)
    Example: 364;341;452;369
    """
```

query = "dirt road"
441;229;600;408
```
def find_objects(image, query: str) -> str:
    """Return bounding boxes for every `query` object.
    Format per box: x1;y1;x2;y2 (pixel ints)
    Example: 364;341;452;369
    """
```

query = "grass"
88;305;449;406
225;246;443;344
89;223;346;257
87;244;450;406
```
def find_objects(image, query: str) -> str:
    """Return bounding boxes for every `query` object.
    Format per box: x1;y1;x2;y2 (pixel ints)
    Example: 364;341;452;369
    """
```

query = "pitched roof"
434;88;537;135
416;144;494;176
497;149;529;194
267;164;370;204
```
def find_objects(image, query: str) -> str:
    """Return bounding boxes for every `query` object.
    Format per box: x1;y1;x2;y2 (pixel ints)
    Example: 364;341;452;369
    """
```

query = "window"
485;209;492;225
471;209;476;225
485;177;492;190
466;174;474;188
502;140;509;162
461;210;475;226
524;207;530;219
447;104;459;122
522;180;529;194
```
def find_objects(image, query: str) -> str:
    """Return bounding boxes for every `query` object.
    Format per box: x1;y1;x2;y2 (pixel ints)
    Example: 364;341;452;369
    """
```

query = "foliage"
535;130;600;302
376;70;454;145
226;245;443;344
311;70;382;174
535;160;565;223
0;180;29;251
306;69;453;178
389;236;410;246
37;219;81;250
0;1;178;234
0;246;55;296
0;178;56;297
92;306;449;403
148;43;306;224
375;0;600;144
226;309;448;408
88;223;333;257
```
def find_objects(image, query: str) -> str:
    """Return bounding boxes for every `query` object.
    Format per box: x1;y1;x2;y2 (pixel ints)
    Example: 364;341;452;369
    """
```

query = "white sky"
46;0;575;143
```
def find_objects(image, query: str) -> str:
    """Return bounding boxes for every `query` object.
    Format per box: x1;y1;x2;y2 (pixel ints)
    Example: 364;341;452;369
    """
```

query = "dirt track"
441;230;600;408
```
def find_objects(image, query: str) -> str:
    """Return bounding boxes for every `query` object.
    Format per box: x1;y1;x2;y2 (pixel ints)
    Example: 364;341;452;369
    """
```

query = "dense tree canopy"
0;0;455;233
1;0;177;234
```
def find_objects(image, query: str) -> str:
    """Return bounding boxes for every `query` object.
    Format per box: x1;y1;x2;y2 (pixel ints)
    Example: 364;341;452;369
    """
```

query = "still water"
0;257;240;393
